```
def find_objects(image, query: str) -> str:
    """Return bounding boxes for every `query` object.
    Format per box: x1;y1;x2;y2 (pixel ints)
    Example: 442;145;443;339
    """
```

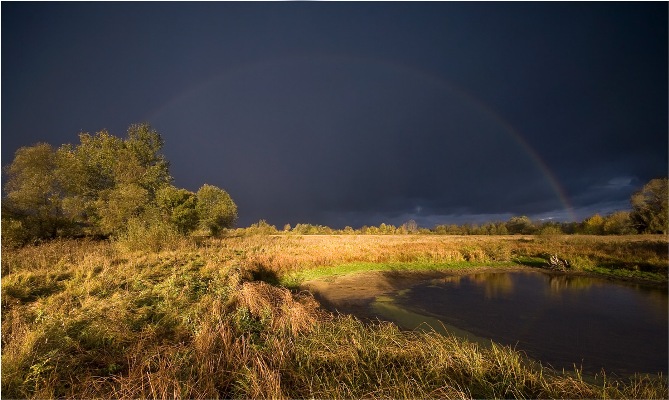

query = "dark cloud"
152;57;559;225
2;2;666;228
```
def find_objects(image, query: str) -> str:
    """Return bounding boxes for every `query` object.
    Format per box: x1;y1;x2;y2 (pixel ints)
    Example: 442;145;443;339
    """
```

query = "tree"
402;219;418;234
538;222;563;236
156;185;199;234
602;211;635;235
196;184;238;235
2;143;69;243
123;123;171;196
51;126;172;236
493;222;509;235
3;124;238;245
245;219;278;235
582;214;604;235
95;184;150;235
506;216;534;235
342;226;355;234
630;178;668;234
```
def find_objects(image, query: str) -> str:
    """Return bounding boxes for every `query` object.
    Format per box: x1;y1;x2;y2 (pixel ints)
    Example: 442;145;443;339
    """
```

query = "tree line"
236;178;667;236
2;124;237;247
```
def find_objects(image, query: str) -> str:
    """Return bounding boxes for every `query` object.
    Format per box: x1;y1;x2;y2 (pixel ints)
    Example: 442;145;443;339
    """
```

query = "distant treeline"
233;206;662;237
236;177;667;237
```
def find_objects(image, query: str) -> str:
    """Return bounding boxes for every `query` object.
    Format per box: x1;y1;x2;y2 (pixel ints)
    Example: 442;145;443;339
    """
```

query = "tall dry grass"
2;235;667;398
201;234;668;281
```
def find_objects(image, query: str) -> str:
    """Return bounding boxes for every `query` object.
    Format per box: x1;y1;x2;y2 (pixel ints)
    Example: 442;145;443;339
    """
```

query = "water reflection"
391;271;668;376
443;273;515;299
547;274;602;293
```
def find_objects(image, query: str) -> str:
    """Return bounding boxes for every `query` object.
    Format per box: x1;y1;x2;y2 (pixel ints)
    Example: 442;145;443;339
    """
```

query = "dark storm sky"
2;2;667;228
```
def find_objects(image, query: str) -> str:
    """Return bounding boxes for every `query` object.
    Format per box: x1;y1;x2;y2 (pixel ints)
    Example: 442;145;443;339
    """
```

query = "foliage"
2;143;68;244
602;211;635;235
631;177;668;234
402;219;419;233
123;123;171;196
96;184;151;235
506;216;535;235
2;124;236;245
582;214;605;235
538;224;563;236
245;220;279;235
114;217;183;253
290;223;333;235
156;185;199;234
196;184;238;235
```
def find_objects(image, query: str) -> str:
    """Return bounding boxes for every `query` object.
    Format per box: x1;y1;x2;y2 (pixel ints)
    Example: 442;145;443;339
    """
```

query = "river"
306;269;668;377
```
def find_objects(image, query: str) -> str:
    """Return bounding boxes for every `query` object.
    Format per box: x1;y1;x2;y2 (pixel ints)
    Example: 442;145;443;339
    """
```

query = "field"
2;234;668;399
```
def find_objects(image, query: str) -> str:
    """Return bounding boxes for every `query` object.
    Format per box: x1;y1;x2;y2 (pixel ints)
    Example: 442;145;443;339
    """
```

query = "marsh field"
2;234;668;399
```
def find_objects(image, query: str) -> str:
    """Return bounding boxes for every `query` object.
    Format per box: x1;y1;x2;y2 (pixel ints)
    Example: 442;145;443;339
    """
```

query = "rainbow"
145;54;576;222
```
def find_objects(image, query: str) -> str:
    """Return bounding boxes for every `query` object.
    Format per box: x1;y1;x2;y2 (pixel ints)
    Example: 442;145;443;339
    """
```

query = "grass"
1;234;667;399
271;234;668;287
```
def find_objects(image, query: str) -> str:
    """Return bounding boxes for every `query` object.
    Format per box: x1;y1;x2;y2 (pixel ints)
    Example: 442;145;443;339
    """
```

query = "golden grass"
207;234;668;282
1;234;667;399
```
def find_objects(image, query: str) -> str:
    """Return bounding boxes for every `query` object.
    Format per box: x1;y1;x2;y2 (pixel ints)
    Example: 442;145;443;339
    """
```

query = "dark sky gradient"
3;2;667;228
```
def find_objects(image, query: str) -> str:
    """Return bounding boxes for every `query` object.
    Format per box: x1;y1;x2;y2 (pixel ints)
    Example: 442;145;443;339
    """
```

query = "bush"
631;178;668;234
506;216;535;235
582;214;604;235
1;218;34;248
156;185;199;234
243;220;278;235
196;184;238;235
602;211;635;235
114;218;183;252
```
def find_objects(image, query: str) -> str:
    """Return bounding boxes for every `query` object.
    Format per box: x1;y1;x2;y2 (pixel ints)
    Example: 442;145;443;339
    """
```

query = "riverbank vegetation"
2;235;667;398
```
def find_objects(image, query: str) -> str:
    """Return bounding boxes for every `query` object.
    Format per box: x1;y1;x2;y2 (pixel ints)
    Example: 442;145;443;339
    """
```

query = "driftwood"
547;254;570;271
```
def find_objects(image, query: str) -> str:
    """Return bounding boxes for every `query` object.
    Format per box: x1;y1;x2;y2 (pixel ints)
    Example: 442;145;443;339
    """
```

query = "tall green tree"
2;143;67;243
2;124;193;243
90;124;171;234
55;131;123;232
95;184;151;235
122;123;171;196
57;124;171;235
630;177;668;234
602;211;635;235
196;184;238;235
506;216;534;235
4;123;241;245
582;214;604;235
156;185;199;234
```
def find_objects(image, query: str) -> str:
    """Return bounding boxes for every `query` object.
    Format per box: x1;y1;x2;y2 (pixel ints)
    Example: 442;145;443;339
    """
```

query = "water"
375;271;668;376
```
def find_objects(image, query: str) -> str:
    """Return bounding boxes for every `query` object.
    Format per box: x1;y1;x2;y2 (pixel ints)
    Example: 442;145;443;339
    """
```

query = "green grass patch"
512;256;548;268
582;265;667;283
513;255;667;284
